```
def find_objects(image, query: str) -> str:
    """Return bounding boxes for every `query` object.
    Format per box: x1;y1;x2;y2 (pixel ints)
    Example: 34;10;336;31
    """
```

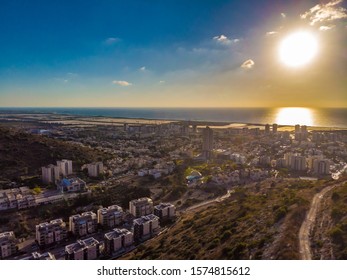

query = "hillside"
0;125;111;184
309;180;347;260
124;179;326;260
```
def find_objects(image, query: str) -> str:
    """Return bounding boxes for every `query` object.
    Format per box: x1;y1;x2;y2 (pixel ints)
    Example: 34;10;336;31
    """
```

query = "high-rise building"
0;231;17;259
129;197;153;218
202;126;214;159
104;228;133;255
295;124;301;133
65;237;100;260
87;162;104;177
133;214;160;241
36;219;67;247
291;155;307;171
264;124;270;134
56;159;73;176
313;159;331;175
69;212;97;237
41;164;60;184
272;123;278;133
154;203;176;222
97;205;123;228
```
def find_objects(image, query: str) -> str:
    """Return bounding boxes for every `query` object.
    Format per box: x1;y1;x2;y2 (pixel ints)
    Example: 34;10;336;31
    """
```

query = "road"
185;189;233;212
299;182;344;260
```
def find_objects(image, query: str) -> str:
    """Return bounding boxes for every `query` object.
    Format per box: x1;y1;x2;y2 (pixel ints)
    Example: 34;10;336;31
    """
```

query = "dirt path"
299;184;339;260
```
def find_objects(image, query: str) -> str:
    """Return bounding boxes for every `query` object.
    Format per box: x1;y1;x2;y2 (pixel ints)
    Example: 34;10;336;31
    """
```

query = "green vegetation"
123;179;315;260
0;126;111;186
328;183;347;259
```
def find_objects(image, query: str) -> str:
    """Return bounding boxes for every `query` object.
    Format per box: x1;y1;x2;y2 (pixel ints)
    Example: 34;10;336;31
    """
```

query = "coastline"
1;112;347;131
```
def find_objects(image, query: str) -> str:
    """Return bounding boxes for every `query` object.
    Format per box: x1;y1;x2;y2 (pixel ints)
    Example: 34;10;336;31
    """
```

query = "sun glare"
275;107;313;126
279;31;318;67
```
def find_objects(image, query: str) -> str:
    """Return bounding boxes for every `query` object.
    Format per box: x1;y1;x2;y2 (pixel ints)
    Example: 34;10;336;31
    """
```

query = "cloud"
266;31;279;36
112;80;132;86
301;0;347;25
319;25;336;31
281;13;286;18
159;80;165;84
213;35;240;45
241;59;255;69
104;37;121;45
139;66;146;71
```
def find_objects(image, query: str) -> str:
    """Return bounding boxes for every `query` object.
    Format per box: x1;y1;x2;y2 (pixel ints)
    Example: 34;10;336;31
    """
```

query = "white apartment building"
133;214;160;241
104;228;133;255
97;205;123;228
69;212;97;237
35;219;67;247
0;188;36;211
154;203;176;221
65;237;100;260
87;162;104;177
0;231;17;259
42;164;60;184
129;197;153;218
57;159;73;176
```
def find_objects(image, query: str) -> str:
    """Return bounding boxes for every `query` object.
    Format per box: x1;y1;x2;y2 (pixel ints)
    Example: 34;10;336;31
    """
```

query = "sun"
279;31;318;67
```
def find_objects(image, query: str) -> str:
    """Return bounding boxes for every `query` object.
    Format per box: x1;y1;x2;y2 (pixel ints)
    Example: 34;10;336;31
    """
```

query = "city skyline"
1;0;347;108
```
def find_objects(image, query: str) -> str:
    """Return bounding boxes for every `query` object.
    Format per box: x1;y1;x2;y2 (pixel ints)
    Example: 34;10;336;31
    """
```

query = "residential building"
291;155;307;171
0;188;36;211
264;124;270;134
87;162;104;177
129;197;153;218
57;159;73;176
42;164;60;184
104;228;133;255
202;126;214;159
69;212;97;237
313;158;331;175
35;219;67;247
272;123;278;133
97;205;123;228
65;237;100;260
133;214;160;241
0;231;17;259
154;203;176;222
22;251;56;260
17;194;36;209
56;177;86;193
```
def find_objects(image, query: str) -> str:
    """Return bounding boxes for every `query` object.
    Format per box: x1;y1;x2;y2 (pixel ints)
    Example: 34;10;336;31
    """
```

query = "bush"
221;230;232;243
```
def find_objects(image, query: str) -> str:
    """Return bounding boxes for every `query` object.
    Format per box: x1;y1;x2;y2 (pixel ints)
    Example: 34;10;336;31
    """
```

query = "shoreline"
0;112;347;131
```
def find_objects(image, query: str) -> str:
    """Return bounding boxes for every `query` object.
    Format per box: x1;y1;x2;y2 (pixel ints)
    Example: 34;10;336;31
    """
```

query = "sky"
0;0;346;108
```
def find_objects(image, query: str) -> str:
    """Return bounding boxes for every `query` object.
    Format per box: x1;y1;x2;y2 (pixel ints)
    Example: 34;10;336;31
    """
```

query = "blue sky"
0;0;346;107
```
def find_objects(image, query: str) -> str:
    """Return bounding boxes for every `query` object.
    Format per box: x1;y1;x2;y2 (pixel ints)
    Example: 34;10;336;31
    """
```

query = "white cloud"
319;25;336;31
213;35;240;45
281;13;286;18
104;37;121;45
112;80;132;86
159;80;165;84
266;31;279;36
301;0;347;25
241;59;255;69
139;66;146;71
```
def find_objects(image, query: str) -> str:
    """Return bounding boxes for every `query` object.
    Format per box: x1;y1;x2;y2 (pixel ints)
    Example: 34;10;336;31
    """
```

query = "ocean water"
0;107;346;128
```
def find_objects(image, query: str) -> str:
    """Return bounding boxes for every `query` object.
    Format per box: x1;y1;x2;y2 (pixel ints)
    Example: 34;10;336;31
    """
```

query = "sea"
0;107;346;128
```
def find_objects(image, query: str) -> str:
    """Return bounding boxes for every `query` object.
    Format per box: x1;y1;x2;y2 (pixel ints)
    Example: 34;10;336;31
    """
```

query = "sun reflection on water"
275;107;314;126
